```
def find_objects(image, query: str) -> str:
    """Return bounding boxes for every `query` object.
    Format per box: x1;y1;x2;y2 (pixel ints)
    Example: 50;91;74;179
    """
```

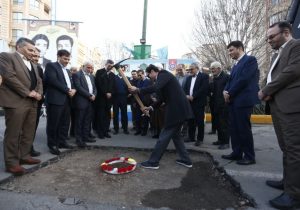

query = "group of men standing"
0;20;300;209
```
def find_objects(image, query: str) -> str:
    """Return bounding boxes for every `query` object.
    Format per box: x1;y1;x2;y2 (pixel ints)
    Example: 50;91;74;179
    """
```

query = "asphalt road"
0;116;281;209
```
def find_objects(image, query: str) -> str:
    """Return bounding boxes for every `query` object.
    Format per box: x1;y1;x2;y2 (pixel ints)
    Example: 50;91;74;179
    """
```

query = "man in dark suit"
30;47;44;157
222;41;259;165
209;61;230;150
0;37;43;175
129;64;193;169
135;69;152;136
72;61;97;147
184;63;209;146
112;65;129;135
95;59;115;139
44;49;76;155
259;21;300;209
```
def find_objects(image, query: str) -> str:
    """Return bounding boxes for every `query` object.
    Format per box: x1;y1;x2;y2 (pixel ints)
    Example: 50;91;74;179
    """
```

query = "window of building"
13;12;23;23
29;15;39;20
44;5;50;14
30;0;40;9
271;0;281;5
12;29;23;41
270;11;286;25
13;0;24;5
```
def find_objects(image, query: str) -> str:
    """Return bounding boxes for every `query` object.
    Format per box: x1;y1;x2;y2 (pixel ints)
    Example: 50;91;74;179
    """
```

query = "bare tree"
101;39;131;62
191;0;268;73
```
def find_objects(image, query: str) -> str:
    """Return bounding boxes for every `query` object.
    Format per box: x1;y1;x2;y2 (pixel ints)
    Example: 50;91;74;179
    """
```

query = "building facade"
0;0;51;51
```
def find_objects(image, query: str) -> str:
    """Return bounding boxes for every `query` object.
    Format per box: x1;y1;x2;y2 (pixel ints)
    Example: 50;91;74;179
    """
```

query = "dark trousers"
214;107;229;144
148;122;191;164
229;105;255;160
113;95;128;131
136;108;149;134
75;103;93;143
69;105;76;137
46;100;70;147
270;101;300;199
188;106;205;142
96;99;112;136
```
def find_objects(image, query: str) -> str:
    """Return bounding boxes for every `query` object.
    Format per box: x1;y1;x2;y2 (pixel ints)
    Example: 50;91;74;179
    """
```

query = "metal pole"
141;0;148;59
51;0;56;25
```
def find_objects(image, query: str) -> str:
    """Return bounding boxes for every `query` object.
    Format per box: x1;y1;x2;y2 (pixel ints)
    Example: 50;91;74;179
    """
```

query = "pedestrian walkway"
0;117;281;209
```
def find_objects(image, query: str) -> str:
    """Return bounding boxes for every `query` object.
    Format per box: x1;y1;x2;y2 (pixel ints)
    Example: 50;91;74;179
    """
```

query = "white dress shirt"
84;71;93;95
17;52;32;71
60;64;72;89
189;73;198;96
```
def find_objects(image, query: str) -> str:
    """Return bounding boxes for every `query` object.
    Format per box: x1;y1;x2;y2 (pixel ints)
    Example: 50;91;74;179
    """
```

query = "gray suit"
262;39;300;199
0;52;43;168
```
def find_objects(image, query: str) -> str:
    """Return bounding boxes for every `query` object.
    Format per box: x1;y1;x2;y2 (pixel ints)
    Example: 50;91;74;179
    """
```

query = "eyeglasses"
265;31;282;42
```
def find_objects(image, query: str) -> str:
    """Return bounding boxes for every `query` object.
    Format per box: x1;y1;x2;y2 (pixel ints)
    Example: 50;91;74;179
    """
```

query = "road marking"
226;170;282;179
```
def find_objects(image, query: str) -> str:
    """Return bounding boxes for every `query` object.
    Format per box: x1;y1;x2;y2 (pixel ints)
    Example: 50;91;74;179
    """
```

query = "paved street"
0;116;281;209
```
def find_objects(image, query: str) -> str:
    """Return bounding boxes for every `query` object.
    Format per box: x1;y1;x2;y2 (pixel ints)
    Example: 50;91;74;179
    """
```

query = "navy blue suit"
44;62;74;148
72;70;97;143
224;55;259;160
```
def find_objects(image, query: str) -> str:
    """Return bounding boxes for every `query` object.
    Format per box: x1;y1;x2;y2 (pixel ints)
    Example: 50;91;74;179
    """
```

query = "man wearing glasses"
259;21;300;209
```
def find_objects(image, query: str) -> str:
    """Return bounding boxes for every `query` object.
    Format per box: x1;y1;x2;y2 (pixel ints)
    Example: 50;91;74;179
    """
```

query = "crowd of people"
0;20;300;209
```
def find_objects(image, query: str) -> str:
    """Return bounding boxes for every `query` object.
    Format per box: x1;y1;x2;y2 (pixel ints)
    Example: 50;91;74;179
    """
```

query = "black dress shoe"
221;154;242;161
212;141;222;145
208;130;216;135
83;138;96;143
98;134;105;139
141;132;147;136
58;143;74;149
30;148;41;157
113;130;119;135
123;130;129;134
76;142;87;148
89;133;96;139
184;138;195;143
134;131;141;135
49;146;60;155
104;133;111;138
152;134;159;138
194;141;202;146
236;159;256;165
269;193;300;209
266;179;284;190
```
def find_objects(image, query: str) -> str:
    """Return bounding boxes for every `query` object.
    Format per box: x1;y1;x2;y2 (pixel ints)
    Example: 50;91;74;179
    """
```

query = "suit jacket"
262;39;300;113
211;71;230;112
224;54;260;107
140;70;194;128
44;61;73;106
0;52;43;108
95;68;115;105
72;70;97;109
184;72;209;108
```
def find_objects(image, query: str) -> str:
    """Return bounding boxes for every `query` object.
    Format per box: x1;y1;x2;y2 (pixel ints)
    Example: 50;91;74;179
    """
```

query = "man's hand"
129;86;139;94
34;93;42;101
186;95;193;101
141;106;152;116
258;90;272;101
90;95;96;101
223;91;230;103
106;93;112;99
68;89;76;97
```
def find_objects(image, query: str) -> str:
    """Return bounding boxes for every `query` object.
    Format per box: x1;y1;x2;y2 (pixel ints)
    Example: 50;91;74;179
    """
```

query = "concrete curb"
205;114;272;124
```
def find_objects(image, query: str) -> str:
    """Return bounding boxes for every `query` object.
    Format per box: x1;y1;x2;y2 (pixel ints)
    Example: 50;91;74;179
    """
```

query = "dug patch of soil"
0;148;249;209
